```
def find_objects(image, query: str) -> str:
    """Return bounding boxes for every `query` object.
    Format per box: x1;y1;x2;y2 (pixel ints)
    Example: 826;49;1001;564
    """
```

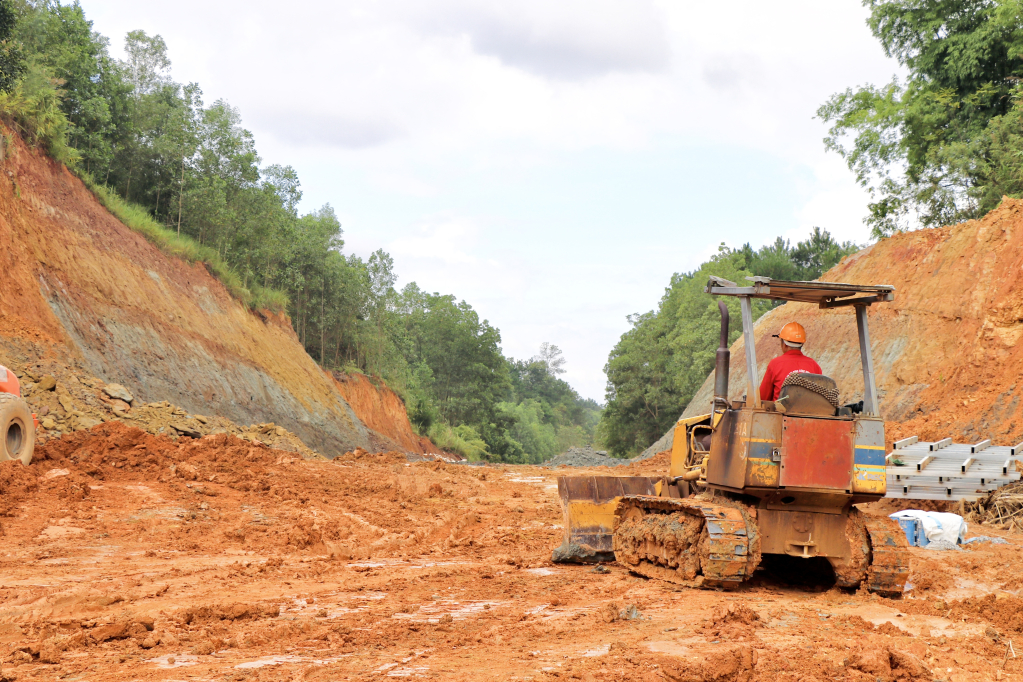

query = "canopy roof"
705;276;894;308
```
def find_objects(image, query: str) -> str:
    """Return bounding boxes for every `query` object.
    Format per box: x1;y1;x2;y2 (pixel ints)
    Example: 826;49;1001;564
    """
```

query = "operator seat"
777;373;839;416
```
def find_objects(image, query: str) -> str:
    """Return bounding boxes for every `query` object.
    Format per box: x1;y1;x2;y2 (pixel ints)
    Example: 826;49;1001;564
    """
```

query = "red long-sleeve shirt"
759;349;822;401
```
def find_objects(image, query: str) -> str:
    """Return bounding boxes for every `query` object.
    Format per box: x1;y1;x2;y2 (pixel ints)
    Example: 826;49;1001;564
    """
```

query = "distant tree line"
0;0;599;462
599;229;860;457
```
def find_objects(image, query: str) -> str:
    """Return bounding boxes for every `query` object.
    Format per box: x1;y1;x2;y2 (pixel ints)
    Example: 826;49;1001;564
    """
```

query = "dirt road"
0;423;1018;681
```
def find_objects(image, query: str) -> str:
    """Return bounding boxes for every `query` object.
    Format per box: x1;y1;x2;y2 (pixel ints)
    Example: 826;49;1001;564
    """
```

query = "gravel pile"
544;446;628;468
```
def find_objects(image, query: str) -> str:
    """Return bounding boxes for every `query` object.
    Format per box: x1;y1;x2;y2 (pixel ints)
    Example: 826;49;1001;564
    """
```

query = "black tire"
0;392;34;465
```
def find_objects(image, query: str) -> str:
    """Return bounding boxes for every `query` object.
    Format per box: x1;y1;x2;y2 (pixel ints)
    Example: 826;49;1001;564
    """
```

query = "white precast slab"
885;438;1023;501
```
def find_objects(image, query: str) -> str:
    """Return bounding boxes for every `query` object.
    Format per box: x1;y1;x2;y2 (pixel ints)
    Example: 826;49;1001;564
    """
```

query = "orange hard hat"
774;322;806;345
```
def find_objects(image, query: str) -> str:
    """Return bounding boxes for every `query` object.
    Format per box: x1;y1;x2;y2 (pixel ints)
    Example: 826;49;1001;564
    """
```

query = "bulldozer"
552;276;910;596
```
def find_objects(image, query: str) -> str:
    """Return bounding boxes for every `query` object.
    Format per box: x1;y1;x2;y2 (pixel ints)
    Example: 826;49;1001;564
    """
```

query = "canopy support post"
855;304;879;416
739;296;761;409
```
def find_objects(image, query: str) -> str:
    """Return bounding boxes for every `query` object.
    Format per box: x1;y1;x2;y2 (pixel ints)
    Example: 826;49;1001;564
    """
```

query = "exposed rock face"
0;127;427;457
644;198;1023;456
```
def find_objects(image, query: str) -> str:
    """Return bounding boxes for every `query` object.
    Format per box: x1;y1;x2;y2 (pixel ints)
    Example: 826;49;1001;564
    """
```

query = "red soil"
0;423;1014;681
330;372;439;454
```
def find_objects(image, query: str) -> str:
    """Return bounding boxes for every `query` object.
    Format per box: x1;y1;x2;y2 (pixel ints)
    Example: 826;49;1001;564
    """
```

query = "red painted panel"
779;417;854;490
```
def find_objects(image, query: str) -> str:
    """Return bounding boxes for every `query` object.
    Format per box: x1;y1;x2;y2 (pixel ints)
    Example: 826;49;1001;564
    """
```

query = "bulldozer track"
863;515;911;597
612;496;759;589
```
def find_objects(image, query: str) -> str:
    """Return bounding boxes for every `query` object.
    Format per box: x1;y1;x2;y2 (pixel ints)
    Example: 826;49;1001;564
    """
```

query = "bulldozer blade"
551;475;660;564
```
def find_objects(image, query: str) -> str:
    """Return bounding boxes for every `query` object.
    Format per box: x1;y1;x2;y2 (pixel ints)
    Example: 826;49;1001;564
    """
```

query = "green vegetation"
600;229;859;457
820;0;1023;238
0;0;598;463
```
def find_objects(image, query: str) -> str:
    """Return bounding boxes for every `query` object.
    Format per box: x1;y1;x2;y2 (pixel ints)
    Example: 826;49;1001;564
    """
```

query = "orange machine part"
779;416;854;490
0;367;34;428
0;366;20;397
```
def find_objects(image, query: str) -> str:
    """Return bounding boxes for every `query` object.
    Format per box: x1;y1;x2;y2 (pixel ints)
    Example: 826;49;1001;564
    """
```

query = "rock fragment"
102;383;134;403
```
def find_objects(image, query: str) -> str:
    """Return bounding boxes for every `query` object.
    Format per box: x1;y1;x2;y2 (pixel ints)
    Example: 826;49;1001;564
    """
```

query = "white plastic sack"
889;510;967;545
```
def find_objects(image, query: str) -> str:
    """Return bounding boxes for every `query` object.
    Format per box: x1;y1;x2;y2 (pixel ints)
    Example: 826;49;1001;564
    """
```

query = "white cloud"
388;216;482;267
397;0;671;79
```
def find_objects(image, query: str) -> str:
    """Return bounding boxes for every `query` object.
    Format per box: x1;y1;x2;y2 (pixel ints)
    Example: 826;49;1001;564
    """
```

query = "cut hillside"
643;198;1023;455
0;127;432;457
331;372;439;454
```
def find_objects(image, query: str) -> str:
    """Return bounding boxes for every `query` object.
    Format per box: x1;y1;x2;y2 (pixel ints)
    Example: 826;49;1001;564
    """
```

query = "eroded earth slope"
0;127;426;457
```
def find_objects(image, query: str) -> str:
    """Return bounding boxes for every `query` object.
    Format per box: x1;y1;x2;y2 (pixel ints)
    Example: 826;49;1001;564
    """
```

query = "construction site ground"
0;425;1019;682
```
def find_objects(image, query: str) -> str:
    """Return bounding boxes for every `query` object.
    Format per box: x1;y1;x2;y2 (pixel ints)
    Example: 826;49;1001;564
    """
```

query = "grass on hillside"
0;74;288;314
80;173;288;312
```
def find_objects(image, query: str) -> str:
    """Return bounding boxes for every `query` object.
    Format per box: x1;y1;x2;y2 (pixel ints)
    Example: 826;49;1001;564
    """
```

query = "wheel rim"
6;421;22;457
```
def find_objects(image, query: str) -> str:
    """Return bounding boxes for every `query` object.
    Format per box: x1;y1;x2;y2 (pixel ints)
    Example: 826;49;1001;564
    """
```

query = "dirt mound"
545;446;627;468
24;421;520;560
845;645;931;681
0;458;38;515
4;357;324;457
701;601;761;641
337;447;409;464
0;125;431;457
181;603;281;624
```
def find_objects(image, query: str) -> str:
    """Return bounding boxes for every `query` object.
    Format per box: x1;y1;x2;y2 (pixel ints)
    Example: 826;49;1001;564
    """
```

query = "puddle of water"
646;641;695;656
347;559;467;570
378;662;430;677
830;604;979;637
765;610;800;628
505;476;546;484
147;653;199;669
525;567;557;576
944;577;1003;600
236;655;308;669
392;599;509;623
235;654;350;669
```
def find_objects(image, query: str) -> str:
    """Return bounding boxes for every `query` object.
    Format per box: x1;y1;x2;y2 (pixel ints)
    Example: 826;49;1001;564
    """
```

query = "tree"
819;0;1023;237
122;30;169;96
533;342;566;376
0;0;23;93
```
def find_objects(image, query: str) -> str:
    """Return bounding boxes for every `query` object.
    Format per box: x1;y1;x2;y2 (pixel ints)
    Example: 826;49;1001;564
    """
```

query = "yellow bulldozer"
552;276;910;596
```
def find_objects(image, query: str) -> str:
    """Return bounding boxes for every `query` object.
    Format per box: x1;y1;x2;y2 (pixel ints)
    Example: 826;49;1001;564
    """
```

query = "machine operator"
759;322;821;402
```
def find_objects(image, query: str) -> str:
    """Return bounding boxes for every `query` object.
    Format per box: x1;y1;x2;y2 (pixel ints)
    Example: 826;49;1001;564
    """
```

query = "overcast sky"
82;0;899;401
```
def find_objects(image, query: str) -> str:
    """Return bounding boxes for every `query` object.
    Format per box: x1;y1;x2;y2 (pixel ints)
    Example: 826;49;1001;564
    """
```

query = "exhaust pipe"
714;301;730;405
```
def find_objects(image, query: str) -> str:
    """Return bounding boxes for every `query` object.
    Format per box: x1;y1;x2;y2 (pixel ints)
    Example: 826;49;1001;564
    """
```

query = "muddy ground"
0;424;1019;681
